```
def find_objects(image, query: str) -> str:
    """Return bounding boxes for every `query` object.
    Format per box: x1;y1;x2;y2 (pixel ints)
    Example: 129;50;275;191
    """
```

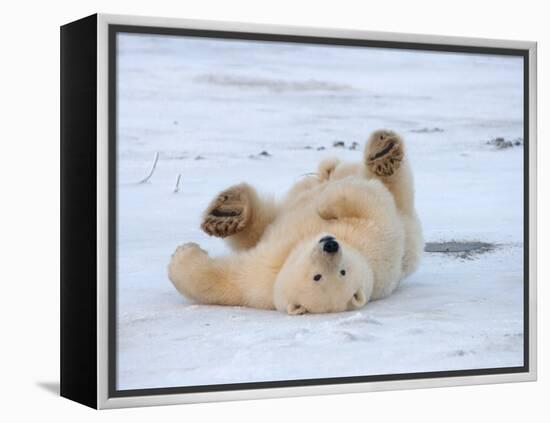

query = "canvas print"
114;31;525;391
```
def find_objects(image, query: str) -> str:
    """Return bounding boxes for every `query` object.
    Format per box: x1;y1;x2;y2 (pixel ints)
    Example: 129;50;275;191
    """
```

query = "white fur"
168;130;423;314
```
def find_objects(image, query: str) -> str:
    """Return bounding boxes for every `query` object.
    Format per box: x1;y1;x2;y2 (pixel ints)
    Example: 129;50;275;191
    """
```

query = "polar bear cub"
168;130;423;314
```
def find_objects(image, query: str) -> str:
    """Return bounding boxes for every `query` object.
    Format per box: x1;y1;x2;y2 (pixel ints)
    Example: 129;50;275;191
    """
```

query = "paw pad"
201;186;251;237
366;131;404;177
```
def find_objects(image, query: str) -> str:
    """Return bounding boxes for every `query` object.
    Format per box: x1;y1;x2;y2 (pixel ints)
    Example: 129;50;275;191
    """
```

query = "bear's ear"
287;303;307;315
348;289;367;309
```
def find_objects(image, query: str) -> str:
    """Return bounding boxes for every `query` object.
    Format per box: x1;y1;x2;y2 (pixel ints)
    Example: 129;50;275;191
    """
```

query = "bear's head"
273;233;374;314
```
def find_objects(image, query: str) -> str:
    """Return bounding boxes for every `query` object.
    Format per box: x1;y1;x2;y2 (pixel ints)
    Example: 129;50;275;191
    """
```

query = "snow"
115;33;525;390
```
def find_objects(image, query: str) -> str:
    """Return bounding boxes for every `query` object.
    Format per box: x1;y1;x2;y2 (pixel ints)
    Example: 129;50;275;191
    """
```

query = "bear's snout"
322;238;339;254
319;235;335;244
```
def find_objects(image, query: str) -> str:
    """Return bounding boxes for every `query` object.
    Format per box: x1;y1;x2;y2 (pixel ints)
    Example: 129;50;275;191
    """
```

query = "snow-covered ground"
115;33;525;390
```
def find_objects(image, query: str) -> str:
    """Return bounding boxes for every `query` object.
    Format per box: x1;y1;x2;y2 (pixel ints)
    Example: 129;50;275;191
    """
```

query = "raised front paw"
365;130;404;177
201;184;253;237
317;157;341;182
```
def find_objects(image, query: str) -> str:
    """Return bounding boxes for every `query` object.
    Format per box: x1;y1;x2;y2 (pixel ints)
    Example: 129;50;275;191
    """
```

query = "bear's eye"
313;274;322;282
340;270;346;276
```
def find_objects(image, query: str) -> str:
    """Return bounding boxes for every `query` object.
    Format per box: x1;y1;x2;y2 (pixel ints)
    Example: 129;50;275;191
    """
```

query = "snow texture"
115;33;525;390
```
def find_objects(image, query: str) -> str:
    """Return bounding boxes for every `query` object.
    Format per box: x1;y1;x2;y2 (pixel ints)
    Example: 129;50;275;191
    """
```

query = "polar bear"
168;130;423;314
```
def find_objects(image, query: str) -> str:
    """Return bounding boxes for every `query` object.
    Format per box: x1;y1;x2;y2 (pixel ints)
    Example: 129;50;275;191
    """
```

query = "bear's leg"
401;212;424;276
317;178;396;221
317;157;341;181
201;183;278;250
363;130;415;214
168;243;244;306
317;157;362;182
364;130;423;275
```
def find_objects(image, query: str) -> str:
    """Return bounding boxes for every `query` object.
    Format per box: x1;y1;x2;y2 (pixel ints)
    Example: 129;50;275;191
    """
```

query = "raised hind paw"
168;242;207;278
201;183;253;238
170;242;207;265
365;130;404;177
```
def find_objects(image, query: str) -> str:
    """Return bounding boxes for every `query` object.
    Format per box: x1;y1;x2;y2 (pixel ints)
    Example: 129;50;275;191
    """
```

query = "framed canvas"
60;13;537;409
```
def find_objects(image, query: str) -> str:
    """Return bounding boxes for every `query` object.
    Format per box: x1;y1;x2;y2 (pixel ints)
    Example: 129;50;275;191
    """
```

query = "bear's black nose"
319;235;335;244
323;239;339;254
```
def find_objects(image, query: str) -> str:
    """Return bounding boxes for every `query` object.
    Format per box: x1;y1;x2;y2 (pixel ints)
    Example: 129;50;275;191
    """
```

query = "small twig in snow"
137;152;159;184
173;174;182;194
